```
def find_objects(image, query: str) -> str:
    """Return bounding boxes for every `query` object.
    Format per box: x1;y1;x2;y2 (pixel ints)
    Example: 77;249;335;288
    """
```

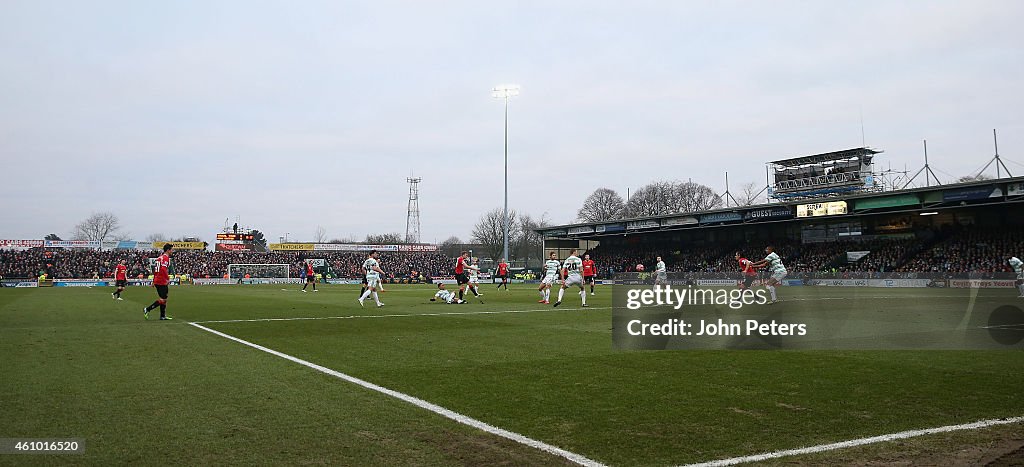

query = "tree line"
576;180;728;223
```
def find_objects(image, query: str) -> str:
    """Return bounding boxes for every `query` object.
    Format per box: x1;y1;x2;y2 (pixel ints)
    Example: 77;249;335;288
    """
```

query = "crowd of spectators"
0;249;46;279
3;227;1021;281
0;248;454;280
581;227;1022;279
901;227;1024;276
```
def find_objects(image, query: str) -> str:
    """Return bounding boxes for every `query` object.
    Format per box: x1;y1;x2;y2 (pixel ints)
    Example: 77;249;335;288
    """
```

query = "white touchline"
192;306;611;324
680;416;1024;467
188;322;606;467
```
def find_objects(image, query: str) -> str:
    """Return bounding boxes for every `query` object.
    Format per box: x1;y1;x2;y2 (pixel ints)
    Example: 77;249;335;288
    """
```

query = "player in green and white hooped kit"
467;258;484;302
1009;256;1024;297
752;245;787;304
430;283;465;304
554;248;587;308
538;251;561;304
654;256;668;285
357;250;386;307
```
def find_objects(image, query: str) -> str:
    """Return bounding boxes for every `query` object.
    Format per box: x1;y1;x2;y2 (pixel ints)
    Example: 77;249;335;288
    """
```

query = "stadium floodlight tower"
492;84;519;264
405;177;422;244
768;147;881;201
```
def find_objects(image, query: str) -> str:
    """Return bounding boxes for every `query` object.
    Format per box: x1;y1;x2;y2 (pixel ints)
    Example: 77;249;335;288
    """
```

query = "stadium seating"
581;226;1021;279
1;226;1020;280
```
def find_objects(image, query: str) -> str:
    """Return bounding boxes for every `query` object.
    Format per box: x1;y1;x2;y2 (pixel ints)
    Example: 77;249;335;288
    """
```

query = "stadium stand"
0;249;451;280
1;227;1020;281
900;226;1024;275
581;227;1020;279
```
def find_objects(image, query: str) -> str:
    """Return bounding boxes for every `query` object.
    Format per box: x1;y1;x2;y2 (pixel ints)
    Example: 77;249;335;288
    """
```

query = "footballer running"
495;258;510;291
111;259;128;300
554;248;587;308
357;250;385;307
582;254;597;295
538;251;560;304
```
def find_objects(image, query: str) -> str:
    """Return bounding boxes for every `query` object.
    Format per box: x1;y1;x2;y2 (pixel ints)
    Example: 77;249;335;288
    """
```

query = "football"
636;264;645;272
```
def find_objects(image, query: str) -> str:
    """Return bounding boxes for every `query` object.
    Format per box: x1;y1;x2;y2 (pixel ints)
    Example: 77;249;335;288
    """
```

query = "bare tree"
72;212;121;241
677;181;723;212
957;174;993;183
44;233;62;241
738;182;763;206
684;182;724;211
314;226;328;243
577;188;626;222
471;208;519;261
145;233;166;242
624;182;665;217
516;213;549;268
249;230;268;252
625;181;722;217
365;232;404;244
439;236;463;256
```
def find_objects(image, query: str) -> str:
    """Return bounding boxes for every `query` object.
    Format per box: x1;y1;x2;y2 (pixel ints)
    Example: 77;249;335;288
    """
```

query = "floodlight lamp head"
491;84;520;98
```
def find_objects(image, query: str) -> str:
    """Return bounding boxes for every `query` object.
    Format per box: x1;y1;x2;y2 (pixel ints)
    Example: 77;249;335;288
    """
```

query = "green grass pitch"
1;283;1023;466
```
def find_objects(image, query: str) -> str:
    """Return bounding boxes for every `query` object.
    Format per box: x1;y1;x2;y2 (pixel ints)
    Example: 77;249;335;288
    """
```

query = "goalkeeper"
430;283;466;304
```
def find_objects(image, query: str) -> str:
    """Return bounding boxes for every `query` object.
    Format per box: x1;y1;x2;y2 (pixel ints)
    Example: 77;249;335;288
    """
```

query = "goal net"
227;264;290;279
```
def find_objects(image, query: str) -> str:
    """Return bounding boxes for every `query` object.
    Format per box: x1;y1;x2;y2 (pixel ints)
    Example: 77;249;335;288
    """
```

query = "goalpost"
227;264;291;279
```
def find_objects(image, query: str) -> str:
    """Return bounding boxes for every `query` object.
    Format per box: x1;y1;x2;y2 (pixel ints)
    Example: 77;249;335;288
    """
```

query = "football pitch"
2;284;1023;466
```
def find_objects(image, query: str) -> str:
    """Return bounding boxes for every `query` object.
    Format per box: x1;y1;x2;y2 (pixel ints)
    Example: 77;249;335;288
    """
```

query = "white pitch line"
188;322;605;467
680;416;1024;467
979;323;1024;329
192;306;611;324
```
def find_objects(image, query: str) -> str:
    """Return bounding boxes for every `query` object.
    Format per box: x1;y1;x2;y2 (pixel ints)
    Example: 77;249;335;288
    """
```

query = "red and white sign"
0;239;44;249
215;243;250;251
399;244;439;252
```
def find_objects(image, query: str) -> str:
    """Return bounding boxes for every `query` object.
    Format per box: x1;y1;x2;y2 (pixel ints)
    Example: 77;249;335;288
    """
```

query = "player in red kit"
735;251;758;290
111;259;128;300
144;243;174;320
495;258;510;291
454;251;479;302
301;261;317;292
582;254;597;295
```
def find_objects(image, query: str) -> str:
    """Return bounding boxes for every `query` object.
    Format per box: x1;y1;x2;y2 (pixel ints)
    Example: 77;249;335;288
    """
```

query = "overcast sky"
2;1;1022;244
